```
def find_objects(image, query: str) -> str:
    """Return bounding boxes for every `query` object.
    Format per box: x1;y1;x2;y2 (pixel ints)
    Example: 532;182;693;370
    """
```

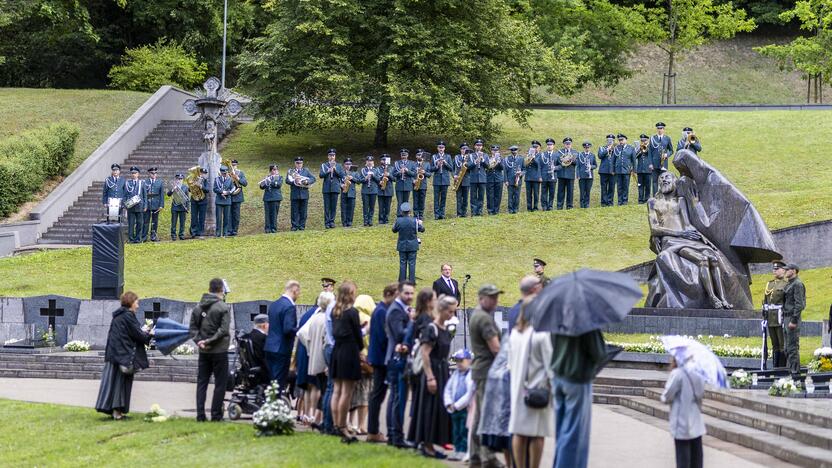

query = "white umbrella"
660;335;728;389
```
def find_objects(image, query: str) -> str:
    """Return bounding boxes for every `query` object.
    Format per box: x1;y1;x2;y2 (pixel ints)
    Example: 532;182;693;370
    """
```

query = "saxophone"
184;166;205;201
452;153;468;191
379;165;389;190
222;158;242;195
414;164;426;191
341;171;353;193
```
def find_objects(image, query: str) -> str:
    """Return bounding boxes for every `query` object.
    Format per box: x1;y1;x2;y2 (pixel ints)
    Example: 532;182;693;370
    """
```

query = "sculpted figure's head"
659;170;676;194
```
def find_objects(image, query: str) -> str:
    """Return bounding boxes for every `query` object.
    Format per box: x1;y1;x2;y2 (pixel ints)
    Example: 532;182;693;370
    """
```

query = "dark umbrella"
527;268;642;336
153;318;192;355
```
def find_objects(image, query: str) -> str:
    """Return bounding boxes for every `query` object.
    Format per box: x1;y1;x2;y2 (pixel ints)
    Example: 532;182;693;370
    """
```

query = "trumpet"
524;148;536;166
639;140;648;153
259;175;274;187
289;168;310;187
488;153;501;170
433;154;445;173
687;132;697;144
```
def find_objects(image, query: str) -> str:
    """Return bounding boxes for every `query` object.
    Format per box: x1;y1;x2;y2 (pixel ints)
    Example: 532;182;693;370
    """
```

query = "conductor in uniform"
649;122;673;195
524;140;541;211
503;145;524;214
260;163;283;233
576;141;597;209
392;202;424;283
123;166;146;244
613;134;636;206
597;134;616;207
431;141;453;220
556;137;577;210
167;173;189;240
229;160;248;236
320;148;344;229
289;157;316;231
358;155;379;227
677;126;702;154
762;261;788;368
142;167;164;242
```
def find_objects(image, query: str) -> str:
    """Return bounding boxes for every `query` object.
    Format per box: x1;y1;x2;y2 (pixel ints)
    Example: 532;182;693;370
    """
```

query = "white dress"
508;327;554;437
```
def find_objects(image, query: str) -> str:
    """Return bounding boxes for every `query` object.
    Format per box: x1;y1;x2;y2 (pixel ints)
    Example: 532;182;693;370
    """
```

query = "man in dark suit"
392;202;424;283
264;280;301;389
366;283;398;443
432;263;461;302
384;281;415;448
248;314;271;386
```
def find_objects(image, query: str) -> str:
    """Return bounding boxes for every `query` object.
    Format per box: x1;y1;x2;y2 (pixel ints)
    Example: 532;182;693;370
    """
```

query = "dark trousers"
386;358;408;444
541;180;556;210
340;194;355;227
395;190;411;216
470;183;485;216
322;192;338;228
413;189;427;219
266;351;291;389
599;173;614;206
486;182;502;214
526;180;540;211
196;352;228;421
170;210;186;238
398;250;417;282
578;178;593;208
362;193;376;226
190;201;207;236
378;195;392;224
264;200;280;233
290;199;308;230
322;344;334;431
674;437;703;468
557;177;574;210
433;185;448;219
451;409;469;453
368;364;388;435
784;324;801;376
230;201;242;234
455;186;469;217
214;203;230;236
141;209;159;241
127;210;143;243
615;174;630;205
507;184;521;213
637;173;652;203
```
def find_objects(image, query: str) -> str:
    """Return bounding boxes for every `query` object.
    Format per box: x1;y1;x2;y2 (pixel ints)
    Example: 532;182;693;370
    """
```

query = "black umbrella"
527;268;642;336
153;318;192;355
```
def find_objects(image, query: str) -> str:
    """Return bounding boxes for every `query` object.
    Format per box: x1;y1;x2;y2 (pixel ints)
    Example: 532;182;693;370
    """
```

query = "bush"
108;41;208;92
0;122;78;217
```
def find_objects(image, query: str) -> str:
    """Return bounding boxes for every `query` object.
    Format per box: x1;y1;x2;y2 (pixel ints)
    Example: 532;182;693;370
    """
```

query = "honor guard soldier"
229;160;248;236
576;141;597;209
556;137;578;210
782;264;806;379
167;173;189;240
102;163;126;216
393;148;415;217
320;148;344;229
613;134;636;206
259;163;283;233
340;157;358;227
123;166;146;243
597;134;616;207
393;202;424;283
533;258;550;286
677;126;702;154
431;141;453;220
649;122;673;195
539;138;558;210
189;167;209;238
524;140;542;211
358;155;379;226
635;134;653;204
503;145;524;214
214;165;234;237
288;157;316;231
377;154;394;224
142;167;164;242
763;261;788;368
485;144;504;215
453;143;472;217
412;149;432;220
468;139;488;216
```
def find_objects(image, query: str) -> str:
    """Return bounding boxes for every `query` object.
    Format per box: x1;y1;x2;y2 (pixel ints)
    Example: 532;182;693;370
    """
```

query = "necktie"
447;278;454;294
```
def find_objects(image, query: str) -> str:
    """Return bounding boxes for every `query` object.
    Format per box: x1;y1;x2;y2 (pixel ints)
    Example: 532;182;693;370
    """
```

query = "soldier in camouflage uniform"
762;261;788;368
782;263;806;379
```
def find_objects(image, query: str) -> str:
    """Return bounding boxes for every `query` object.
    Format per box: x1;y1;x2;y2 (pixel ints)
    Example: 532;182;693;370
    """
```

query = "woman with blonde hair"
297;291;335;425
329;280;364;443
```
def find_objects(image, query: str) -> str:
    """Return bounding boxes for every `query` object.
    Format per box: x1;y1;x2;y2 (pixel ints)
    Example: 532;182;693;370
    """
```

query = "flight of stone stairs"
0;351;199;382
39;120;230;245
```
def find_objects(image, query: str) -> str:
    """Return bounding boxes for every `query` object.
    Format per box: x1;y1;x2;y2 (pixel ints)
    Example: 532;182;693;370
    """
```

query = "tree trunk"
665;51;675;104
374;98;390;148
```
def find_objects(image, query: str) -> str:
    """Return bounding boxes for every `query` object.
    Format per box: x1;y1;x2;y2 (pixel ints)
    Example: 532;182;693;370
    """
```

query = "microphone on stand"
462;274;471;348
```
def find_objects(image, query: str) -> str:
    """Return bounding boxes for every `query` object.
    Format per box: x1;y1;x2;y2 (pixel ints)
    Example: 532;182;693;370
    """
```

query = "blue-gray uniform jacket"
122;179;146;212
597;144;615;174
523;152;541;181
392;216;424;252
613;144;636;174
214;175;234;205
503;155;525;186
538;150;558;181
288;168;316;200
230;169;248;203
319;163;344;193
557;149;578;179
454;154;472;187
486;155;504;183
576;151;597;179
393;160;416;191
260;174;283;201
649;134;673;170
342;169;358;197
634;145;652;173
144;177;165;211
102;176;126;204
414;161;432;190
467;151;488;184
677;138;702;154
431;153;453;186
377;164;395;196
357;167;380;195
167;182;190;211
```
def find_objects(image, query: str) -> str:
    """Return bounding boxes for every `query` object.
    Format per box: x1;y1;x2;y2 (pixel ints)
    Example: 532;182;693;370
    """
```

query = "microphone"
465;274;471;280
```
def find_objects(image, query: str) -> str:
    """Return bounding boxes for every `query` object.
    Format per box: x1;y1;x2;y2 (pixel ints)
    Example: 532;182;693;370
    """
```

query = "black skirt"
95;361;135;415
331;340;361;381
410;358;452;446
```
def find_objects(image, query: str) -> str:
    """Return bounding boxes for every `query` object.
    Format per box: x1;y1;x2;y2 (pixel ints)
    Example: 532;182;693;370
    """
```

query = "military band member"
123;166;146;244
503;145;524;214
556;137;578;210
393;202;424;283
468;139;488;216
358;155;379;227
649;122;673;195
340;157;358;227
167;173;189;241
229;159;248;236
454;143;472;217
393;148;416;217
485;144;504;215
259;163;283;233
576;141;597;209
533;258;550;286
539;138;558;211
288;157;316;231
635;134;653;204
677;126;702;154
377;154;394;224
524;140;542;211
782;264;806;379
189;167;209;238
597;134;616;207
431;141;453;220
141;167;164;242
613;134;636;206
412;149;432;220
763;261;788;368
320;148;344;229
102;163;126;215
214;165;234;237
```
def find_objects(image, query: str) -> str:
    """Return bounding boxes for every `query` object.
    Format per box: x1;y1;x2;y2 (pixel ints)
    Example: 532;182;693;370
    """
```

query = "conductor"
392;202;424;283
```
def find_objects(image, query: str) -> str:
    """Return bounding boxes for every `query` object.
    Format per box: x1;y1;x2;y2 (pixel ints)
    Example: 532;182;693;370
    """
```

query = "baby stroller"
226;331;268;420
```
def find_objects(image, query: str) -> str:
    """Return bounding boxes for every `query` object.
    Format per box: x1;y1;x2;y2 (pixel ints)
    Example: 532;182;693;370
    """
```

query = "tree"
238;0;588;147
108;40;208;92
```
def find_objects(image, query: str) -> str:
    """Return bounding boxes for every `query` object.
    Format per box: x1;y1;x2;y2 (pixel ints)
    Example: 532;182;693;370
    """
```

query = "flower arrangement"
172;344;195;356
729;369;752;388
3;338;22;346
63;340;91;352
144;404;169;422
252;382;294;436
608;336;761;359
807;347;832;374
768;377;801;397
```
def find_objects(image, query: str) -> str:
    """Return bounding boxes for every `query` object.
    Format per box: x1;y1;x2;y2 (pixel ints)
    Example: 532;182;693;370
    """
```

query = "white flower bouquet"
729;369;752;388
608;336;761;359
252;382;295;436
63;340;91;352
144;403;169;422
768;377;801;397
807;347;832;374
172;344;195;355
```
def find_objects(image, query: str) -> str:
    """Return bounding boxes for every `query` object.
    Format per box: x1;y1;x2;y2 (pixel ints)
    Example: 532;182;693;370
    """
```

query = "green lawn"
0;399;437;467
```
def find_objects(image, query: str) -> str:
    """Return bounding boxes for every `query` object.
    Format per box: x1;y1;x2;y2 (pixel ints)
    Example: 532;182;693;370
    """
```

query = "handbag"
119;364;136;375
522;332;551;409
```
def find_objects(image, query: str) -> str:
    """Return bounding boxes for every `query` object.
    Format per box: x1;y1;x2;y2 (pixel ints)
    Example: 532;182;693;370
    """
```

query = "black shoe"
179;235;186;240
341;435;358;444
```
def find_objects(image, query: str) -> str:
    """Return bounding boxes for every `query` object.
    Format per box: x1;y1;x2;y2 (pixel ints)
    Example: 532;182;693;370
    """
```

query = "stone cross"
39;299;64;330
145;302;169;324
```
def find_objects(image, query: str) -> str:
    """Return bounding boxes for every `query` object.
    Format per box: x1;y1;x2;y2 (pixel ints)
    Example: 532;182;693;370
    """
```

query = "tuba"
223;158;242;195
169;179;190;210
184;166;205;201
560;151;574;167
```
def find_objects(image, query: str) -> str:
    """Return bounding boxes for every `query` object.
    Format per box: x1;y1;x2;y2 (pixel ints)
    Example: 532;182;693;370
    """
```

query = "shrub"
0;122;78;217
108;41;208;92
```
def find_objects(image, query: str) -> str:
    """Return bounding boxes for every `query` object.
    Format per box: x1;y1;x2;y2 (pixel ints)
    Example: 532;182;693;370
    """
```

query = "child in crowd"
444;348;475;461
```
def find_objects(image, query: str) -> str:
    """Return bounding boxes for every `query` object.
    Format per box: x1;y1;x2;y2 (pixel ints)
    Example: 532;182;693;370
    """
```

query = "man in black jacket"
432;263;461;302
190;278;231;422
248;314;270;386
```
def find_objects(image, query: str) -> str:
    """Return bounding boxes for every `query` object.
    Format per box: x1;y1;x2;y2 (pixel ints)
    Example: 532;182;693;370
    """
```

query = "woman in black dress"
329;280;364;443
413;294;457;458
406;288;437;442
95;291;153;419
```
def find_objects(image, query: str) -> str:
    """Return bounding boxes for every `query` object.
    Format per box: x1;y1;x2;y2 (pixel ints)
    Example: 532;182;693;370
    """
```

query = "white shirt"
282;293;295;306
443;276;455;294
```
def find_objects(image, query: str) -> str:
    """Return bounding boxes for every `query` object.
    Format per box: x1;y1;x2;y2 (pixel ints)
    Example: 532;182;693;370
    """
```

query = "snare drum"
124;195;141;209
107;198;122;222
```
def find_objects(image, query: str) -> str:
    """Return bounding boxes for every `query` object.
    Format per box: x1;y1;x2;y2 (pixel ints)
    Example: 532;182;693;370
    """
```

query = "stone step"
0;368;197;383
594;375;666;388
592;384;647;396
704;388;832;428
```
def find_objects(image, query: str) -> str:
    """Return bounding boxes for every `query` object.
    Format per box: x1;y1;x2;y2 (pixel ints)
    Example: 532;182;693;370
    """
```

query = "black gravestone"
91;223;125;300
21;295;82;346
232;300;272;333
138;298;186;325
